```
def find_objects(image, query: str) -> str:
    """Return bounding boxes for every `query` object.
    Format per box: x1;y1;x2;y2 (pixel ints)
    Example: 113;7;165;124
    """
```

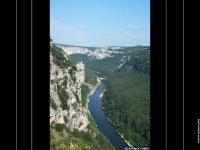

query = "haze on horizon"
50;0;150;47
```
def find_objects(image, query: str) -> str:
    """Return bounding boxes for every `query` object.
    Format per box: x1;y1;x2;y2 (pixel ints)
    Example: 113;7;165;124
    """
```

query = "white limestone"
50;51;89;132
55;44;125;59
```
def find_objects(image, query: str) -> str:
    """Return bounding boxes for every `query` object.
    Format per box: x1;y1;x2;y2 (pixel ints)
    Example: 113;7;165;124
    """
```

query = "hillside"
116;48;150;74
102;48;150;147
50;43;114;149
102;72;150;147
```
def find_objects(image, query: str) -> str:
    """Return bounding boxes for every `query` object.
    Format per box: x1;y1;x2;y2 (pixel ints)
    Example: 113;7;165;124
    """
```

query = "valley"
50;41;150;149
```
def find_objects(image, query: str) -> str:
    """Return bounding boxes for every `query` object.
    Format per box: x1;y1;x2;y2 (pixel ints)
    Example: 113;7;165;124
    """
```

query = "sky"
50;0;150;47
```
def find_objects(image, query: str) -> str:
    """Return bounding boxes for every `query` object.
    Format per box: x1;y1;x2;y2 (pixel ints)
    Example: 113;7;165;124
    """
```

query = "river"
88;80;129;150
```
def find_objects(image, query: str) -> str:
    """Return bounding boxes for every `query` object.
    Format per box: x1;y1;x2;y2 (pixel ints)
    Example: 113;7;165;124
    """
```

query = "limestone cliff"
50;45;89;132
49;43;114;150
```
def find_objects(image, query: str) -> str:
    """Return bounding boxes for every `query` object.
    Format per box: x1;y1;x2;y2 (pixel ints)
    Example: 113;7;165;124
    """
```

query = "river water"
88;80;129;150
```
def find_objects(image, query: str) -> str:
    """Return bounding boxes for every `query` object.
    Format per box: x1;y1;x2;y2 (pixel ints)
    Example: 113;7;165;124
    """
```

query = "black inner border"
17;0;185;149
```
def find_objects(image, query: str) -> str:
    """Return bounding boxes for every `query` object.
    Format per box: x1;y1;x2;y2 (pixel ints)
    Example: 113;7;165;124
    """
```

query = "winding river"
88;80;129;150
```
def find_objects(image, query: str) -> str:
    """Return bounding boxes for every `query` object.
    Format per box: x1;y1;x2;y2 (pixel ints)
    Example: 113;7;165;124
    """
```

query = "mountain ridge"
54;43;149;60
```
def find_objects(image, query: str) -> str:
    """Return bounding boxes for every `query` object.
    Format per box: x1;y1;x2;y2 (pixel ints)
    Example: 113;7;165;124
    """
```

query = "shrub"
81;84;90;107
62;76;68;87
64;116;68;123
50;46;71;69
57;85;69;110
54;123;66;132
50;137;57;149
50;98;57;110
71;76;76;83
72;64;77;71
69;68;74;77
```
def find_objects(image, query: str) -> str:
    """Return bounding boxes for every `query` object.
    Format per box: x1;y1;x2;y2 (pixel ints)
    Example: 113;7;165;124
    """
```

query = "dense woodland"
102;72;150;147
101;48;150;147
87;55;123;76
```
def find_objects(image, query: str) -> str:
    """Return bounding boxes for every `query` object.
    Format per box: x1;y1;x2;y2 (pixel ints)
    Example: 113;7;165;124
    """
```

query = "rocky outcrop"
50;46;89;132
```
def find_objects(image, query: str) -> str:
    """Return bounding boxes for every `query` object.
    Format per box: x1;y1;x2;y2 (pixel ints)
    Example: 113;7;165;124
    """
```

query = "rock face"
55;44;124;59
50;46;89;132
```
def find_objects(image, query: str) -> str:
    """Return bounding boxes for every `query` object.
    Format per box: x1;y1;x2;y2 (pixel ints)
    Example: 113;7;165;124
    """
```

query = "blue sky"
50;0;150;47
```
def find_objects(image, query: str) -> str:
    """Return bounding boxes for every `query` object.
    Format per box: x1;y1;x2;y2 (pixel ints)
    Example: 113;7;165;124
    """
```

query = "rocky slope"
114;47;150;74
50;52;89;131
50;43;114;150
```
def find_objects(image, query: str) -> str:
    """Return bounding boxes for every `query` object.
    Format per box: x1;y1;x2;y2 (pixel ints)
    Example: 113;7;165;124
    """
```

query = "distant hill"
116;47;150;74
54;43;148;60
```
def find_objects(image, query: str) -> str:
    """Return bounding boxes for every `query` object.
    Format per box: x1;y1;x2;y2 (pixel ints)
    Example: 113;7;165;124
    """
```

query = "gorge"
50;41;150;149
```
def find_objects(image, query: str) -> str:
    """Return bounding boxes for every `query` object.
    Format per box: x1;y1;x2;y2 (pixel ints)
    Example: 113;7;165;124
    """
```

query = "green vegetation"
50;136;57;150
86;46;150;77
119;49;150;74
54;123;66;132
50;41;150;148
69;54;98;86
70;53;94;64
85;67;97;85
84;46;151;147
61;76;68;87
69;67;76;83
81;84;90;107
50;123;115;150
72;64;77;71
120;46;149;53
50;98;58;110
64;116;68;123
102;72;150;147
86;55;123;76
57;84;69;110
50;45;77;70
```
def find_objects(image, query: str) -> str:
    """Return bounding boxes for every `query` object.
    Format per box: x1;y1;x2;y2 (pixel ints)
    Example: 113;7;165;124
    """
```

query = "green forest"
102;72;150;147
86;55;123;76
101;48;150;147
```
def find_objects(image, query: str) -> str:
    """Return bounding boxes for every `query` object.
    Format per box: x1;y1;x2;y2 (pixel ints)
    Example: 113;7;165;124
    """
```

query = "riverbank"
89;77;101;97
86;76;101;116
102;104;133;148
85;77;115;150
96;86;134;148
88;79;131;149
